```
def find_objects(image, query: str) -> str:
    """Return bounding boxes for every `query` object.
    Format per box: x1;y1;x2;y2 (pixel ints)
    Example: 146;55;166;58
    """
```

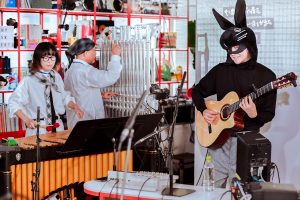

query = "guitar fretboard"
228;82;273;114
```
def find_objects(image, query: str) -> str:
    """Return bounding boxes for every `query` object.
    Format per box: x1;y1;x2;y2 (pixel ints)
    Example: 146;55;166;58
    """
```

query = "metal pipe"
99;24;160;118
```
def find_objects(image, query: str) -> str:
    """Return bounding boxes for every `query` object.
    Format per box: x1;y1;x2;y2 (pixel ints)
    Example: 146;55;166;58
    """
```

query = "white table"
84;179;231;200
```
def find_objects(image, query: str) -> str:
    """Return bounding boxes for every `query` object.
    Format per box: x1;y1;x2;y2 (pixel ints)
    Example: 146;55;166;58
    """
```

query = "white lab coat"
8;71;75;136
64;56;122;129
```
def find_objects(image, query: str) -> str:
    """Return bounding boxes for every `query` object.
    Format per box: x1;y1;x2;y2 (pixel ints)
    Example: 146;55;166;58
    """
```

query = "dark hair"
65;38;96;68
30;42;60;74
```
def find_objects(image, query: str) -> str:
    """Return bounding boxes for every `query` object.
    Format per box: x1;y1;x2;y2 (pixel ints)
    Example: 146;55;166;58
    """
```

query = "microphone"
179;71;186;93
118;90;147;148
134;131;158;146
36;106;40;130
134;127;169;146
112;138;117;171
58;11;69;31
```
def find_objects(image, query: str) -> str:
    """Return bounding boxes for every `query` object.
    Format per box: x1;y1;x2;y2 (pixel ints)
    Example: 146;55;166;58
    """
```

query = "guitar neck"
229;82;274;114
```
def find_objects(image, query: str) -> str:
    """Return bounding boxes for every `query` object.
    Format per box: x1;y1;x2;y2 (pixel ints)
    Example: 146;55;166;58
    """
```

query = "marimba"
0;130;132;199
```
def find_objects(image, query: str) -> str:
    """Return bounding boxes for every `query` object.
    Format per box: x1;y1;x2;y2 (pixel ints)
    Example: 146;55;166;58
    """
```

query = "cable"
274;163;280;183
108;179;119;199
144;98;158;112
133;145;147;171
98;179;112;199
219;190;231;200
196;149;208;185
144;101;170;127
137;177;152;200
270;162;280;183
271;164;275;181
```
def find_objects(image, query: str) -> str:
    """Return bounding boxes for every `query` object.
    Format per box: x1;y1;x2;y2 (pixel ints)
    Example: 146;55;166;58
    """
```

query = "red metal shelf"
130;13;188;20
158;81;188;84
155;48;188;52
0;7;58;14
19;8;58;14
63;10;128;17
0;7;188;19
0;130;26;139
0;90;14;94
0;49;35;52
0;7;17;12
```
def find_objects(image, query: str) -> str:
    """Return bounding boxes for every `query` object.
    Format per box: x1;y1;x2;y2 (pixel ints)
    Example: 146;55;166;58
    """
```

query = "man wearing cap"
192;0;277;188
64;38;122;129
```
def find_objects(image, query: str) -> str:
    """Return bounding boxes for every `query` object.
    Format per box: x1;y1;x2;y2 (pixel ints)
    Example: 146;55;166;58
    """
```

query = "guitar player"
192;0;277;188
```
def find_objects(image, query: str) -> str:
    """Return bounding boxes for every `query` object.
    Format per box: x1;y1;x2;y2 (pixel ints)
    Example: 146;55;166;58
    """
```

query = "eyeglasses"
42;56;56;62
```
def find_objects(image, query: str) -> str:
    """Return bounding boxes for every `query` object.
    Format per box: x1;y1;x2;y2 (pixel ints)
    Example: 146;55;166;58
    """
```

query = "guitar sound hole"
221;105;230;120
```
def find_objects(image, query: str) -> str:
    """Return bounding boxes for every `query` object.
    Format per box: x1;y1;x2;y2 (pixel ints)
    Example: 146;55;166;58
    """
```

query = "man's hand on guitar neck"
203;109;219;124
240;96;257;118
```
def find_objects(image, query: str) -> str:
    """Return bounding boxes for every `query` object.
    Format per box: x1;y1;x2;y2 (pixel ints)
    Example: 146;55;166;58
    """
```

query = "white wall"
262;87;300;188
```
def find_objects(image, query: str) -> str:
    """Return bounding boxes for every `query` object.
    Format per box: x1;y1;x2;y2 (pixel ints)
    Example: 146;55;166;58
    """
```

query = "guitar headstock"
273;72;298;89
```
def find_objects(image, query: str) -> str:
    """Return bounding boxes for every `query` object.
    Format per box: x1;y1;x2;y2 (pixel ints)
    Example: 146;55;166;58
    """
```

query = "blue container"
6;0;17;8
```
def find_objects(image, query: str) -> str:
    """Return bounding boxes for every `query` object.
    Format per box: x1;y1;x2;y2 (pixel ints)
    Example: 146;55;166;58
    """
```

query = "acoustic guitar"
196;72;297;148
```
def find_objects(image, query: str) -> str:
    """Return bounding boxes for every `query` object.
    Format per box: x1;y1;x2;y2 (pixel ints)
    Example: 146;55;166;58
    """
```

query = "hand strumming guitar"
203;109;219;124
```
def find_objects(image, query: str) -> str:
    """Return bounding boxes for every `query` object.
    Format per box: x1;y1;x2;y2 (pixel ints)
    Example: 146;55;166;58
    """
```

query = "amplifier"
236;133;271;182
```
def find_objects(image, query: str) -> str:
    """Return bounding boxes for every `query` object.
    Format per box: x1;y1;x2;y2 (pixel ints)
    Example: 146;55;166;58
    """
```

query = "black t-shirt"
192;59;277;131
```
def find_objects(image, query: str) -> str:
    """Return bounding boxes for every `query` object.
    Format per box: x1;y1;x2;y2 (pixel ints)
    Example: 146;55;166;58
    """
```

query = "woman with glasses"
64;38;122;129
8;42;84;136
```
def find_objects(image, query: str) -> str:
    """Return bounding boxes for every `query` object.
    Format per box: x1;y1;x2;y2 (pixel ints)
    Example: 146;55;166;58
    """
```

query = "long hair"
65;38;96;68
30;42;60;74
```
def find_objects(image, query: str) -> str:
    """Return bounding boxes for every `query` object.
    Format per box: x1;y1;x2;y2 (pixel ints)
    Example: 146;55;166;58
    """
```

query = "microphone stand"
112;138;117;171
31;106;41;200
161;72;195;197
117;90;147;200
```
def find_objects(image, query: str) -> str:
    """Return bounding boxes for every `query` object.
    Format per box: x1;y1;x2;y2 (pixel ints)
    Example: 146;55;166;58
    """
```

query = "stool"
173;153;194;185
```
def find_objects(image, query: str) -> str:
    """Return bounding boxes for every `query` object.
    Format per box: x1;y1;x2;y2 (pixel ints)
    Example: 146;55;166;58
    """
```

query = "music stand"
58;113;163;154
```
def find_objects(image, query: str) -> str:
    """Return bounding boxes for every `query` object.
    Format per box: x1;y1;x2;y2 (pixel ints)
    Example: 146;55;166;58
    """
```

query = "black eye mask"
228;43;247;54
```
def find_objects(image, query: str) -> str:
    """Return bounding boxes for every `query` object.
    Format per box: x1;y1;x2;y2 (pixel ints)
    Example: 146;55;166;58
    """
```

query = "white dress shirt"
64;56;122;129
8;71;75;136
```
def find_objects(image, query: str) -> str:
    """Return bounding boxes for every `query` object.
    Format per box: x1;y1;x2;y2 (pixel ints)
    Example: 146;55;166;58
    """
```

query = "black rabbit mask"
213;0;258;61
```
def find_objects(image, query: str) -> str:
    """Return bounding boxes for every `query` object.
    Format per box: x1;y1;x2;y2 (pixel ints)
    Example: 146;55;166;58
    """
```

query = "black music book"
59;113;163;154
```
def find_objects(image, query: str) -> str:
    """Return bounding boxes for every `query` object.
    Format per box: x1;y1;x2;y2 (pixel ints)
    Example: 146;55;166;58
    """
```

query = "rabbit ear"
212;9;234;30
234;0;247;27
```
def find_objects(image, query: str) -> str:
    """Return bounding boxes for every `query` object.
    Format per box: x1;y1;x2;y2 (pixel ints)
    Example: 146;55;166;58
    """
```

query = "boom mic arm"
133;127;169;146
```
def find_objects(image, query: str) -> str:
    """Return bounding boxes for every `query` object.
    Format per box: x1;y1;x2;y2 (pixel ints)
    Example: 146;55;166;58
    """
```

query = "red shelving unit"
0;0;189;137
